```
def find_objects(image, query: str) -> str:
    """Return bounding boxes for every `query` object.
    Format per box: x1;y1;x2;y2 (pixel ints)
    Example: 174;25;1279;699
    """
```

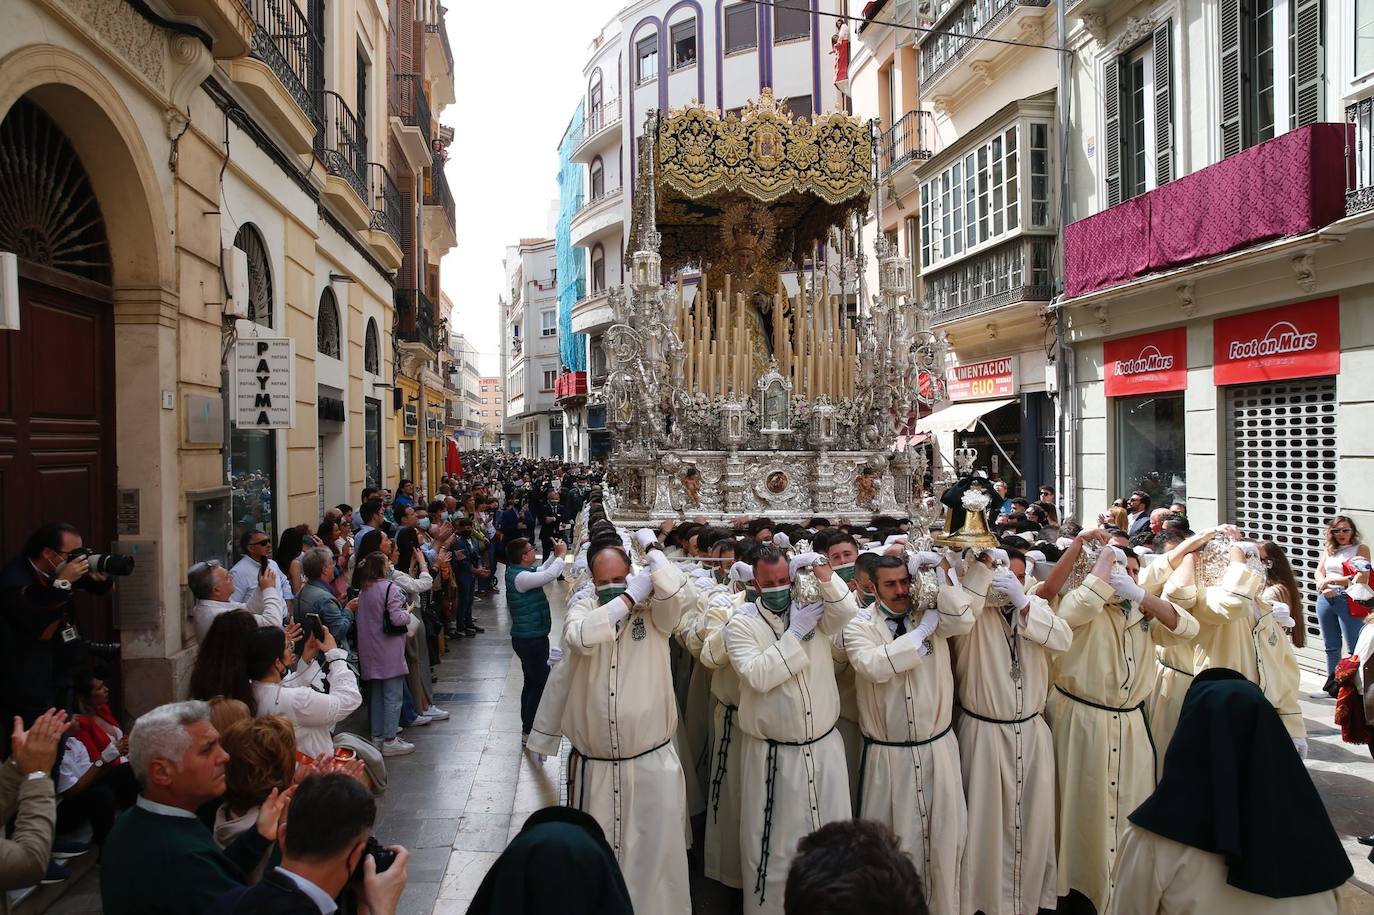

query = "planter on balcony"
1065;124;1353;298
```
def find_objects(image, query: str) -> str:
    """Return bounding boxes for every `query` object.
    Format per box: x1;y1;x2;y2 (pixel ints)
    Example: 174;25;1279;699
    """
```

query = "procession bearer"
725;545;857;914
562;537;698;915
1040;538;1198;914
842;552;974;914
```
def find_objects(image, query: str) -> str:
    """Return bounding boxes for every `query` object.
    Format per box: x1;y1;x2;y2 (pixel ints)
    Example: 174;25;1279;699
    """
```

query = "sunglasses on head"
188;559;222;574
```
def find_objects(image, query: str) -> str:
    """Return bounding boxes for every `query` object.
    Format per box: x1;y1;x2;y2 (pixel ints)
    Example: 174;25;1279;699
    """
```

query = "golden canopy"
629;90;875;277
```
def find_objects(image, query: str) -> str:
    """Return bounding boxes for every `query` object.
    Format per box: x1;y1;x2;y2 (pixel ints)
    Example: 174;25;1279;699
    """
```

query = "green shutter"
1154;20;1175;185
1293;0;1324;127
1220;0;1243;157
1104;57;1122;207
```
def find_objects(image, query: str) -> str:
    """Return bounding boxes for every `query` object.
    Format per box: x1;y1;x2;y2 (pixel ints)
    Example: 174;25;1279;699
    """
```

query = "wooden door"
0;260;118;643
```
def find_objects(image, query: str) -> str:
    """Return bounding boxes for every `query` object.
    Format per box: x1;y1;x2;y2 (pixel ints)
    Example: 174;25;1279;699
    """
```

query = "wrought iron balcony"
1350;99;1374;215
424;21;454;74
1064;123;1353;298
368;162;403;245
879;110;934;177
918;0;1049;89
395;288;438;352
925;236;1054;324
423;165;456;233
391;74;433;151
315;91;367;203
244;0;321;127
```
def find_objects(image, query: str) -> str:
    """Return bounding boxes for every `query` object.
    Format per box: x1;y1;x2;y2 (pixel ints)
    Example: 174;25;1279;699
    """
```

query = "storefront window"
365;398;382;489
398;440;415;485
1116;394;1186;505
228;428;276;562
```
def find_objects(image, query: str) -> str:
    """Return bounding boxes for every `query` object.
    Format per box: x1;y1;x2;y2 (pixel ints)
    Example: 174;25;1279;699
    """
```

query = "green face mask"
832;562;856;584
856;590;874;608
745;586;758;602
875;598;906;620
597;581;627;605
759;585;792;613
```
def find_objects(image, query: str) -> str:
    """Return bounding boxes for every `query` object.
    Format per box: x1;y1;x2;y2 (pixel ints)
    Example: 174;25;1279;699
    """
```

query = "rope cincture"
710;704;737;824
753;724;836;905
854;720;954;814
1053;685;1158;778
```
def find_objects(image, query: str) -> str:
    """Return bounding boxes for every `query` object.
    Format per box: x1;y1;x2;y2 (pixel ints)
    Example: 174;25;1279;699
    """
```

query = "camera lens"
88;553;136;576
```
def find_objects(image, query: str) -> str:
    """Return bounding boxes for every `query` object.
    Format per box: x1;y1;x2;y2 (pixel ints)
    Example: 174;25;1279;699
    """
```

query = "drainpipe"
1054;0;1076;522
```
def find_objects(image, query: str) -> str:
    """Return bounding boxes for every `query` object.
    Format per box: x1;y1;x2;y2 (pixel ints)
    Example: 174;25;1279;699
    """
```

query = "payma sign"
234;337;295;429
1104;327;1187;396
946;356;1016;401
1213;298;1339;385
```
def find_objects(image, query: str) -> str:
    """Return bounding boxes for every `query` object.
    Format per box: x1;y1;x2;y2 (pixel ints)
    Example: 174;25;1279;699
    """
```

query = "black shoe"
41;860;69;885
1358;834;1374;847
50;838;90;861
470;624;485;634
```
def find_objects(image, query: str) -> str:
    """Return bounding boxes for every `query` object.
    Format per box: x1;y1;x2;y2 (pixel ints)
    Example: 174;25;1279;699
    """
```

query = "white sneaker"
408;714;432;727
381;737;415;756
423;705;450;720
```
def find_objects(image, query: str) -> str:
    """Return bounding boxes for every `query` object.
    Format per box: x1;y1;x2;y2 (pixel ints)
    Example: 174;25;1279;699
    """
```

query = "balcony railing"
424;21;454;74
880;110;934;176
1064;123;1353;298
395;288;437;352
1350;100;1374;215
555;371;588;400
244;0;321;127
424;165;456;232
919;0;1049;88
391;73;433;151
580;105;623;144
368;162;403;244
315;91;367;202
574;186;622;217
925;236;1054;324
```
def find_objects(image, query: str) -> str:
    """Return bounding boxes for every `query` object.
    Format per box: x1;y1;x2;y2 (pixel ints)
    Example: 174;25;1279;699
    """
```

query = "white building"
565;1;851;424
447;330;484;449
501;239;563;457
1057;0;1374;673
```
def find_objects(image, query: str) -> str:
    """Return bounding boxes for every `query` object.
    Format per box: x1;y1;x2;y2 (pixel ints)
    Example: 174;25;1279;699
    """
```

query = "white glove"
1108;569;1146;604
625;569;654;605
688;566;713;581
606;598;632;629
1270;600;1296;629
772;532;791;550
571;554;589;577
1293;737;1308;759
1108;545;1129;565
1235;541;1260;559
646;550;671;573
728;561;754;584
100;741;121;764
907;551;942;574
634;528;659;549
983;548;1009;565
1132;545;1152;558
883;534;909;547
1024;550;1046;565
788;552;826;579
991;571;1030;610
909;609;940;657
787;602;824;640
547;646;563;666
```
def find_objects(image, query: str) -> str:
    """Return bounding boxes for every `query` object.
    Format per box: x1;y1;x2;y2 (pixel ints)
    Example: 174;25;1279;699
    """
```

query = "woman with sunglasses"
1316;515;1371;696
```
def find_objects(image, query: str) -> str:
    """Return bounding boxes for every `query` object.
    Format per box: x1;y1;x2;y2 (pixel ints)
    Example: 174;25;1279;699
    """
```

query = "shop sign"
1213;297;1340;385
946;356;1017;401
1104;327;1187;396
403;404;418;435
234;338;294;429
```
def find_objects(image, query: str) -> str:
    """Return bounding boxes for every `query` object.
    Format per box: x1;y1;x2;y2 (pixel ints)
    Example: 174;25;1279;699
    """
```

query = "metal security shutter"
318;437;326;520
1225;377;1337;672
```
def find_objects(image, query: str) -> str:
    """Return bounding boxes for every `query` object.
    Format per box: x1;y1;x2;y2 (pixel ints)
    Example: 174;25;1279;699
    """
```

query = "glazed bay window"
923;236;1053;323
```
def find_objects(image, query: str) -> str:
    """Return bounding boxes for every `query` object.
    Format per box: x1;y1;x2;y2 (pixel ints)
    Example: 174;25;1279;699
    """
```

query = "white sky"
438;0;623;376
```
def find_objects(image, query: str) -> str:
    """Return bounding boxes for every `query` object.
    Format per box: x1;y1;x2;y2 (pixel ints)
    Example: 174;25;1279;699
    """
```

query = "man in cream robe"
1043;542;1199;913
950;551;1072;915
563;540;698;915
725;545;857;914
843;553;974;914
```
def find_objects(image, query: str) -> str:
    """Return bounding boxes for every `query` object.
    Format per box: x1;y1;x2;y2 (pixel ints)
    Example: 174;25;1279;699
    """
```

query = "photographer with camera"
207;772;408;915
0;523;125;741
245;624;360;760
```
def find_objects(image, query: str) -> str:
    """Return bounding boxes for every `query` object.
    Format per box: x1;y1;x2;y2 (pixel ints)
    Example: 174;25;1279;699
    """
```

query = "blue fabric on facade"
556;103;587;372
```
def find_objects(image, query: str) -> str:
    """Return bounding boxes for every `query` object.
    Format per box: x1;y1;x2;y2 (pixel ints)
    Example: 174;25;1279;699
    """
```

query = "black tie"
893;616;907;637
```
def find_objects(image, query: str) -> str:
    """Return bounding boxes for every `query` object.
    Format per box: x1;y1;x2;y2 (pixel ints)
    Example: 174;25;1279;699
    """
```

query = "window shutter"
1153;20;1175;185
1219;0;1243;157
1293;0;1324;127
1103;57;1123;207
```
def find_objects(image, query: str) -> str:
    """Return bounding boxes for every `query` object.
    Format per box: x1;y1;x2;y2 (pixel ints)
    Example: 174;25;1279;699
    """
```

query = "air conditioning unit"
222;246;249;320
0;253;18;331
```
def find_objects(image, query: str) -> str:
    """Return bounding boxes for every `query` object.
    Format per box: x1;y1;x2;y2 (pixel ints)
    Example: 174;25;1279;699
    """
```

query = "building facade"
478;376;504;447
0;0;451;711
501;239;562;457
555;104;592;464
446;330;484;449
1057;0;1374;672
564;1;852;460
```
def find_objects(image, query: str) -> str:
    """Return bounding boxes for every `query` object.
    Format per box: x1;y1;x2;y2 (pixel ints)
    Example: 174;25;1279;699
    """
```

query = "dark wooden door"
0;261;118;643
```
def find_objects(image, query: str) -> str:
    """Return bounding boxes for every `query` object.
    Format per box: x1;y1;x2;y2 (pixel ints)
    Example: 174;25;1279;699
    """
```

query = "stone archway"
0;45;184;712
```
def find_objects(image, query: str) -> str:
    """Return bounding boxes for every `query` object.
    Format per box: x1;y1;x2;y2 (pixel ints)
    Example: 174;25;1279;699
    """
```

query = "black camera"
68;548;135;577
353;836;396;881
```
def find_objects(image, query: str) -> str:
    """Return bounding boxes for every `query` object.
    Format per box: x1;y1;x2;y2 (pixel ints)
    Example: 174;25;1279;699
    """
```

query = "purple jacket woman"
355;578;410;681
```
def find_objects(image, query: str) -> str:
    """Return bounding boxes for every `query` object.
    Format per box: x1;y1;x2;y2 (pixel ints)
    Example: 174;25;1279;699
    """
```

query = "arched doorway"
0;96;119;648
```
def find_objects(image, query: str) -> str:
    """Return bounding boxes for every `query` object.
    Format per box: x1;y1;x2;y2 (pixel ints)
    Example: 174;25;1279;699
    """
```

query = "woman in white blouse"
246;623;361;759
1316;515;1372;695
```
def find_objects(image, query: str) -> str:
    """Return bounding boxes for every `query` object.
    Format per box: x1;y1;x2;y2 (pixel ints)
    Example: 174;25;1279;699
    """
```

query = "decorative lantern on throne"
810;397;837;450
632;245;661;292
719;397;747;448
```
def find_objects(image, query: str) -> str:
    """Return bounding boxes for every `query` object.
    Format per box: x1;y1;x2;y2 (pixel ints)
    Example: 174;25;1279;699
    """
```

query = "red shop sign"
1104;327;1187;397
946;356;1016;402
1213;297;1340;385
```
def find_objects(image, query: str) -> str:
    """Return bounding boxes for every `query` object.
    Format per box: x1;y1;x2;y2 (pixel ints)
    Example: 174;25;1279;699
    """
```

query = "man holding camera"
0;523;117;736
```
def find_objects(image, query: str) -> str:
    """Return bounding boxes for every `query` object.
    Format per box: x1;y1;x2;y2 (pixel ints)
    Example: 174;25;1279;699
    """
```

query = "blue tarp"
556;103;587;372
